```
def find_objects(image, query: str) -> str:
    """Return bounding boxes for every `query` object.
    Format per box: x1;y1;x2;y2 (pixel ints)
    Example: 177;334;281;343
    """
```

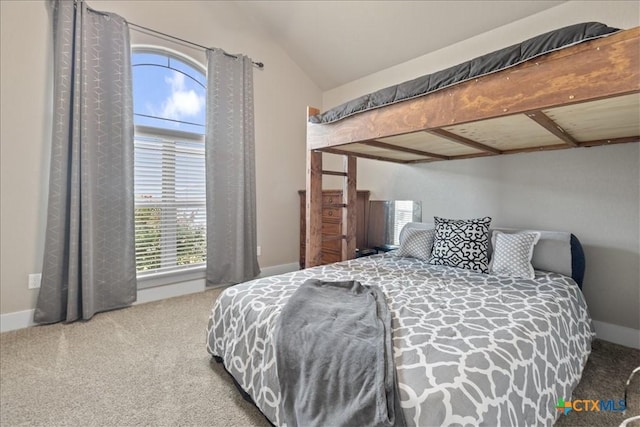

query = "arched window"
132;48;206;280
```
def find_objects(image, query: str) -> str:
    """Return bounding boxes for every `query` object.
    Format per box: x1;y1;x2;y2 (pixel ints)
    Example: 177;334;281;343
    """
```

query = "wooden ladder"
305;108;357;268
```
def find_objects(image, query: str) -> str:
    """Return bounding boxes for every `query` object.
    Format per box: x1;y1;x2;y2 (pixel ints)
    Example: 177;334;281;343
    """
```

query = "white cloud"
159;72;205;121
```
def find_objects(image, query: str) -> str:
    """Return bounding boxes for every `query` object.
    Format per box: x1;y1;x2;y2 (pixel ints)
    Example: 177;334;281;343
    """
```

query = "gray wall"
356;145;639;330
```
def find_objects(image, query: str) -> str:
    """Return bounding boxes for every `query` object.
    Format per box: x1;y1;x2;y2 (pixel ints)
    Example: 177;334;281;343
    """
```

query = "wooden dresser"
298;190;370;268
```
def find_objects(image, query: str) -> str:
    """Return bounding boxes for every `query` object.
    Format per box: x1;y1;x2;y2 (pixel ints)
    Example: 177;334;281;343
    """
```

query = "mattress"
309;22;619;125
207;253;594;426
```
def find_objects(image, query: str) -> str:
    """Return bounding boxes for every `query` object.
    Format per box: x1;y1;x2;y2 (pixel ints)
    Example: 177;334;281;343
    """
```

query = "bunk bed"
207;22;639;427
305;22;639;268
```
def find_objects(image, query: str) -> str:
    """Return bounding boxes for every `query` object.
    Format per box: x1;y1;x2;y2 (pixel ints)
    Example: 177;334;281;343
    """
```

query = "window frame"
132;45;207;289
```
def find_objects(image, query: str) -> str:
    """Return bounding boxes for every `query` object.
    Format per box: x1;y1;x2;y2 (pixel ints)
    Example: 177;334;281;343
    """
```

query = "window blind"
134;131;206;276
393;201;416;245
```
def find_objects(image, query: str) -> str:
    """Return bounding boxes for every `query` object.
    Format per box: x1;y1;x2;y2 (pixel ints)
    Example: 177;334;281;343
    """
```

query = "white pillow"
490;231;541;279
397;228;435;261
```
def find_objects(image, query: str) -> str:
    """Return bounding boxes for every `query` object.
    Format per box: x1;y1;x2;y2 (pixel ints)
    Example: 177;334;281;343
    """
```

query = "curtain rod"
79;1;264;68
128;22;265;69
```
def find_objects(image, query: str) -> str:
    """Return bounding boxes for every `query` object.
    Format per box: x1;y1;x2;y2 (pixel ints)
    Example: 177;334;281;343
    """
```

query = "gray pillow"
489;231;540;279
397;228;435;261
489;228;573;278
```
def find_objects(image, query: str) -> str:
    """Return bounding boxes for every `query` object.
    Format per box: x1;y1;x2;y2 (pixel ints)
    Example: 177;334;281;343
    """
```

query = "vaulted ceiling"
236;0;566;90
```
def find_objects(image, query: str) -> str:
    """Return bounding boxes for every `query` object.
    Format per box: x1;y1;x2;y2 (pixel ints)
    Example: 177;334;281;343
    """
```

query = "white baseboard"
135;279;206;305
593;320;640;349
0;309;37;333
0;262;301;334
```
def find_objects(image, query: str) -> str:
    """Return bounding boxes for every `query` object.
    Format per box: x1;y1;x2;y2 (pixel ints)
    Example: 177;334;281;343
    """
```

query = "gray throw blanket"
275;279;405;427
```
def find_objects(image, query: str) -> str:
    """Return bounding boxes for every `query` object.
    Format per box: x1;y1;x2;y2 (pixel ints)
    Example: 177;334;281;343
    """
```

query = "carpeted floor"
1;288;638;426
555;338;640;427
1;288;269;427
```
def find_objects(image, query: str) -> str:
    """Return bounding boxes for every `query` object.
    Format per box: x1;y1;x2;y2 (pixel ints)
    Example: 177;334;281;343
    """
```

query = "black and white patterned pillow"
490;231;541;279
397;228;435;261
430;216;492;273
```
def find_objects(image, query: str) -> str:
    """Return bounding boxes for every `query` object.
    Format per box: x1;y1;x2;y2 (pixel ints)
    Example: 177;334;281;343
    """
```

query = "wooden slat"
407;137;639;163
501;143;572;155
328;142;429;161
428;128;502;154
406;152;493;163
307;27;640;149
579;135;639;147
342;156;357;261
406;157;448;164
444;113;561;151
426;137;639;160
429;144;570;162
526;110;579;146
543;93;640;141
363;139;449;160
379;131;483;156
321;147;411;164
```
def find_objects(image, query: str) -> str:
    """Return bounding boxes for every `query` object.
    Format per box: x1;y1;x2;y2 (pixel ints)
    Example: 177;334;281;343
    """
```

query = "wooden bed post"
342;156;357;261
306;107;322;268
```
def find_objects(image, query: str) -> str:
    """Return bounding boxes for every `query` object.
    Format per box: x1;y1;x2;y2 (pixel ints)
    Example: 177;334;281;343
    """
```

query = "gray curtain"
205;50;260;285
34;0;136;324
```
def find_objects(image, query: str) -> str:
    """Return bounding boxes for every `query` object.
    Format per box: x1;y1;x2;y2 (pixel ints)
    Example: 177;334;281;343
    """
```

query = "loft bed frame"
304;26;639;268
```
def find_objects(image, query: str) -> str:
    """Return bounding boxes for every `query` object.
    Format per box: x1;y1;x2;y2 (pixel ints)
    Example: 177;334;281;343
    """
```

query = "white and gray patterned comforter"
206;253;594;426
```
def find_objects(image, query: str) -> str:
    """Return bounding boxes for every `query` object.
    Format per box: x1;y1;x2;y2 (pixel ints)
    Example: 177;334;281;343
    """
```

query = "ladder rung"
321;170;348;177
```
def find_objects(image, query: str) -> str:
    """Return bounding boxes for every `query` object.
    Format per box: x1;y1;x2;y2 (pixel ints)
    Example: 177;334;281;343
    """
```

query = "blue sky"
132;52;206;134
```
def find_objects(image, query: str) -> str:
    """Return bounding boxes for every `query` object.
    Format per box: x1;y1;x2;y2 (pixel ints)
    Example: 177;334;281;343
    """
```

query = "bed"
207;222;594;426
303;22;639;268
